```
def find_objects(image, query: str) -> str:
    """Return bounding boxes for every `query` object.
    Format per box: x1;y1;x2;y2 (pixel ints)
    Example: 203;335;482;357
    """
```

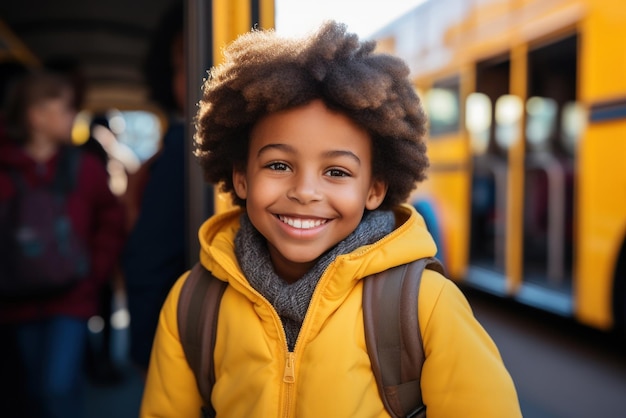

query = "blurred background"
1;0;625;417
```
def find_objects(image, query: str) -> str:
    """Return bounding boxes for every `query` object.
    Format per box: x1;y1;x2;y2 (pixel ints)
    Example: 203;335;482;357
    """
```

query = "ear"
365;179;388;210
232;167;248;200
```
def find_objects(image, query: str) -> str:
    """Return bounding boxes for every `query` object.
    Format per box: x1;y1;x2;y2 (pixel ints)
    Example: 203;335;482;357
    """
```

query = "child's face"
233;99;387;282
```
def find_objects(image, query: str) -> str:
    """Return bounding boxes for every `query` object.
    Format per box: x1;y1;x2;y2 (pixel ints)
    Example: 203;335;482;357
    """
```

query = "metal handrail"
525;152;567;284
474;155;508;271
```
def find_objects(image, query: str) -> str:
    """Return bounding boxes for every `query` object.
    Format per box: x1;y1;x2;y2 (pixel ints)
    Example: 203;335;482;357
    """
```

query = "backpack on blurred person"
178;257;444;418
0;146;90;300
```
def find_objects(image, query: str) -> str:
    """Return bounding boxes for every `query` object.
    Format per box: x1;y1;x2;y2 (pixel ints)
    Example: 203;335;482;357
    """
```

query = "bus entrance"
523;34;577;290
469;56;511;277
466;33;580;314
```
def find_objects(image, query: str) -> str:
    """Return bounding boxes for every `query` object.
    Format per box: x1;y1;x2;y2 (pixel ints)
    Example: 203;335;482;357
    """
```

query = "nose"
287;171;323;204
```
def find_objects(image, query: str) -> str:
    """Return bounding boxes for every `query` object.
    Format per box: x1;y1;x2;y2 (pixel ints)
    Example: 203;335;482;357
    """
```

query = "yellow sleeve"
418;270;523;418
140;272;205;418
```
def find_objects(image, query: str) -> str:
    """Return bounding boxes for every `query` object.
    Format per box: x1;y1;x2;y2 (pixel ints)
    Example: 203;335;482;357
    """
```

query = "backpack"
178;257;445;418
0;147;90;300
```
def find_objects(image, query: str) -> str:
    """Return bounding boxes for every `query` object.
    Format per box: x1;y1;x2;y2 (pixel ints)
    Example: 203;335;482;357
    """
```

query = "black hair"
195;21;429;209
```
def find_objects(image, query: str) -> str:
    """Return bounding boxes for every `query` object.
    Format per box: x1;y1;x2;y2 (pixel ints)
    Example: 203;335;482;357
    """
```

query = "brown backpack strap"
177;262;228;418
363;257;444;418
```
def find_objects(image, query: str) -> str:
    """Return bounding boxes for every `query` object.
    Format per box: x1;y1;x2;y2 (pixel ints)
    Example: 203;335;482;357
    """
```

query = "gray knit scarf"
235;210;395;350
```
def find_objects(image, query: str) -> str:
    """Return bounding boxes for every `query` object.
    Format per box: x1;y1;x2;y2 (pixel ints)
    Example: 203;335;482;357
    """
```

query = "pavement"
84;288;144;418
86;366;144;418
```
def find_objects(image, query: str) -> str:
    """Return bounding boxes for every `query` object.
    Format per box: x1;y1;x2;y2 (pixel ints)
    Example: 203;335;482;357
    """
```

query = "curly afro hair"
194;20;429;209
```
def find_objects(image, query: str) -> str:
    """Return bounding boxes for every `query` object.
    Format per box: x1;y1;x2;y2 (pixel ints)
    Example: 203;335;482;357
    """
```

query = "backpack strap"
177;262;227;418
362;257;444;418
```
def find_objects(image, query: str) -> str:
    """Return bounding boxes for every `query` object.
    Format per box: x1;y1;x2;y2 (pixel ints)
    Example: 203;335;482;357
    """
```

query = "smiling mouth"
277;215;327;229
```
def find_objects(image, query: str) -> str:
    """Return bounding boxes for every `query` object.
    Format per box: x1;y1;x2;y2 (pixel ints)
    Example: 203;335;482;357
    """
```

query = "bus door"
465;55;512;294
515;33;579;315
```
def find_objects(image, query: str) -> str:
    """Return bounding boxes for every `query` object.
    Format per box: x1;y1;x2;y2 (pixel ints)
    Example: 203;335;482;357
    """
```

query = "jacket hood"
198;204;437;286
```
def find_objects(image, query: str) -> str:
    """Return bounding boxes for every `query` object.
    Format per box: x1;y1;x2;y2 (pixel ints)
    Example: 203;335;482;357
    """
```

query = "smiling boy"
140;21;522;418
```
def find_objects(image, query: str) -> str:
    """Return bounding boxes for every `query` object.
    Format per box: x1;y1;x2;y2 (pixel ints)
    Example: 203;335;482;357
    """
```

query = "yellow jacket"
141;205;522;417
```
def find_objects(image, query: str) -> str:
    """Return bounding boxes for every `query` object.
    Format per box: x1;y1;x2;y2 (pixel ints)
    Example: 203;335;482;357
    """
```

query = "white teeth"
278;216;326;229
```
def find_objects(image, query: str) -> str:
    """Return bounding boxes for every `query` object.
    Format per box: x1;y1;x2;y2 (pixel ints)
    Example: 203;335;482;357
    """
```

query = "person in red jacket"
0;71;126;418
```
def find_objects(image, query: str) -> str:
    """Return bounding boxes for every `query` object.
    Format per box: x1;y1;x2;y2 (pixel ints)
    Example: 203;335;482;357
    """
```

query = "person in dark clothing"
120;0;187;374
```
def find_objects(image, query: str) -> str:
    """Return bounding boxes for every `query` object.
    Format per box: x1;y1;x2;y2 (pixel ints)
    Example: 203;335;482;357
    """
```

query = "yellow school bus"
372;0;626;334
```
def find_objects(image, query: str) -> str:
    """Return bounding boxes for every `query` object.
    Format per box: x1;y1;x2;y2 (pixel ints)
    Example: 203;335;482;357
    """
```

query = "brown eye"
267;162;290;171
326;168;350;177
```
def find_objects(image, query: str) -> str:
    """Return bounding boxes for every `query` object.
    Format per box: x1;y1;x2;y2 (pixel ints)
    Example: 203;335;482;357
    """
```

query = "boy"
141;21;522;417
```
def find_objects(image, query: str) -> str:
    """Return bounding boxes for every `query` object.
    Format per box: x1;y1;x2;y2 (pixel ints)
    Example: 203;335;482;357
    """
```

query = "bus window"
72;108;162;196
73;109;161;163
526;96;558;153
426;78;460;137
494;94;523;150
465;92;492;155
112;110;162;163
524;34;577;286
475;56;510;157
561;101;586;156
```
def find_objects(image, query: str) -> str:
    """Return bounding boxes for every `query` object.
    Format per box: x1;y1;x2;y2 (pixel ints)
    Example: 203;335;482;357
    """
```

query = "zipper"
229;265;336;418
282;351;295;418
243;290;296;417
283;352;296;383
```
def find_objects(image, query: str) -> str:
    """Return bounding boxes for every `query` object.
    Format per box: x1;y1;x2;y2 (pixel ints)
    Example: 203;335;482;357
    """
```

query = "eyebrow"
323;149;361;165
257;143;361;165
257;143;293;157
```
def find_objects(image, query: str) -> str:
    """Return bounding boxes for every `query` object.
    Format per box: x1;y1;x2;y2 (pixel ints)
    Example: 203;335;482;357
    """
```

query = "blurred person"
45;60;125;384
120;0;187;376
0;71;125;418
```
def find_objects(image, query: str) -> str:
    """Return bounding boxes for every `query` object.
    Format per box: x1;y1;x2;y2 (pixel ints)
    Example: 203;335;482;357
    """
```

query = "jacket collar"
198;204;437;294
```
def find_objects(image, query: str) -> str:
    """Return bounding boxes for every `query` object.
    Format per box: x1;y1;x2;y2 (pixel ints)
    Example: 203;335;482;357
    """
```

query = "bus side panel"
420;134;471;280
576;122;626;330
575;0;626;329
583;0;626;100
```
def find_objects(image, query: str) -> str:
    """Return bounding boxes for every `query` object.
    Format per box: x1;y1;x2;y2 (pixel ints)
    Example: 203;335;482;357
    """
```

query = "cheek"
335;183;371;204
247;180;269;201
246;178;285;206
335;184;380;215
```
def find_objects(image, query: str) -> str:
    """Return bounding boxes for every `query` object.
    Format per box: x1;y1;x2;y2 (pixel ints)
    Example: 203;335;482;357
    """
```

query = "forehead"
250;100;372;155
33;92;72;110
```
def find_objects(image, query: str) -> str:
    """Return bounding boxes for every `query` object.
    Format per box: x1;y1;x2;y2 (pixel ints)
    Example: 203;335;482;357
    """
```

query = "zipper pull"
283;352;295;383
